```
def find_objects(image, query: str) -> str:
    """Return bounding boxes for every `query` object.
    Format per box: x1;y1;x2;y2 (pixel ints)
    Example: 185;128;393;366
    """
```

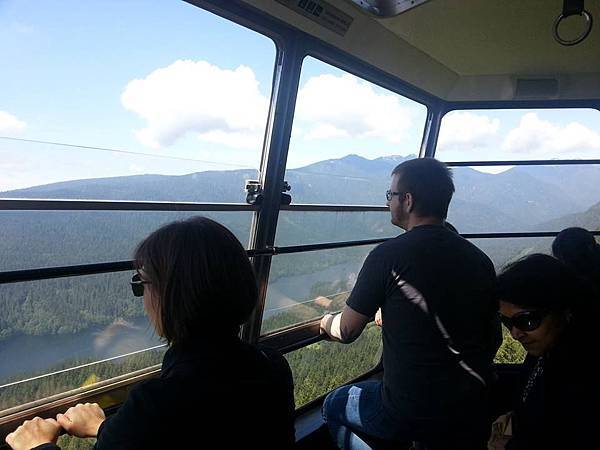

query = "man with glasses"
320;157;500;450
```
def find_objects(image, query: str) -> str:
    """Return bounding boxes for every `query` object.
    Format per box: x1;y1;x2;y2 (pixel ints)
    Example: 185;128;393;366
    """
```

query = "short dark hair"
134;217;257;345
497;254;590;312
391;158;455;219
552;227;600;288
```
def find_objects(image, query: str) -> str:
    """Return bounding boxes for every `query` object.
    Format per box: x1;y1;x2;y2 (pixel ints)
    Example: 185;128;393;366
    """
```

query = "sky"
0;0;599;192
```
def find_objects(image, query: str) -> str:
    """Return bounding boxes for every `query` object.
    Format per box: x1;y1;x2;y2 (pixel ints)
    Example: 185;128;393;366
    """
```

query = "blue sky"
0;0;599;192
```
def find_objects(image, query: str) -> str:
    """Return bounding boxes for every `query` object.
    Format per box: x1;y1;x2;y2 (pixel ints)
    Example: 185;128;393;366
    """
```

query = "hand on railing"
5;417;61;450
56;403;105;439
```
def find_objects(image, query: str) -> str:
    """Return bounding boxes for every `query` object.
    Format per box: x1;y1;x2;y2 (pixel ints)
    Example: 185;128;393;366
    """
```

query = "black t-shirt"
347;224;500;422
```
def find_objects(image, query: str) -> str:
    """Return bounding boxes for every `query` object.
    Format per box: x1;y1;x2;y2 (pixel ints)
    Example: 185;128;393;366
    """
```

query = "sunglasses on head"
499;309;548;332
130;273;151;297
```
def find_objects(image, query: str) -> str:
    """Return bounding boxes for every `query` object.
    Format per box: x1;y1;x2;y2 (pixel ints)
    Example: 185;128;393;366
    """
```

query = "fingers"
56;413;72;431
5;416;61;450
55;402;105;438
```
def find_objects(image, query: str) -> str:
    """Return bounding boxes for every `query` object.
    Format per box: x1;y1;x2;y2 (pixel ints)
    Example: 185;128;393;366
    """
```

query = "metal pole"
242;34;304;344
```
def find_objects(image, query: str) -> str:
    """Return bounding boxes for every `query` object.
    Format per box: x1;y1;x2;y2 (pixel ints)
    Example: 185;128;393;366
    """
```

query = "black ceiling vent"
515;78;560;99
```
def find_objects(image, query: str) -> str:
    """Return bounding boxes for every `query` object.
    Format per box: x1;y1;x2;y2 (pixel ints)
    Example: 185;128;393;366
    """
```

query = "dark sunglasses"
499;309;548;332
130;273;151;297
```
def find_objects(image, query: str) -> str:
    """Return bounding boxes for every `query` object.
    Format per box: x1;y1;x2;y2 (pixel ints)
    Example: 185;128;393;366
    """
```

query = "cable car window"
437;108;600;162
472;237;553;270
286;324;382;408
275;211;398;245
284;56;427;205
445;164;600;234
0;0;276;200
0;0;276;418
473;236;554;366
262;246;375;334
0;211;252;272
0;272;165;414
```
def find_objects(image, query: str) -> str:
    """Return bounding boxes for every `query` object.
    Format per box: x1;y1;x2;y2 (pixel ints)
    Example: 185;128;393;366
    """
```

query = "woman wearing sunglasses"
6;217;295;450
497;253;598;450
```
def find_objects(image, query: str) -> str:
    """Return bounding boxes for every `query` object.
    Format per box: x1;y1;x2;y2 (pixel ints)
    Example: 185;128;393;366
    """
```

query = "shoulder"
452;233;495;269
370;234;410;259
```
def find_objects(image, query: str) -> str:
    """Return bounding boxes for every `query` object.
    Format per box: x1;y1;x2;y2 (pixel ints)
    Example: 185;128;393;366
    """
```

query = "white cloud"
304;124;350;140
438;112;500;149
295;74;413;143
502;112;600;157
0;111;26;135
121;60;269;149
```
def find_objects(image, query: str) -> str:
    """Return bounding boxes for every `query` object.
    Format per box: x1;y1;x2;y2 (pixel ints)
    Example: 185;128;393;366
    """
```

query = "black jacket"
506;326;599;450
35;335;295;449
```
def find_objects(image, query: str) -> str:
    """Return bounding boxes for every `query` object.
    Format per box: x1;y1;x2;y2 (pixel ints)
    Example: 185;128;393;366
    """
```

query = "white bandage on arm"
320;306;370;343
321;313;344;341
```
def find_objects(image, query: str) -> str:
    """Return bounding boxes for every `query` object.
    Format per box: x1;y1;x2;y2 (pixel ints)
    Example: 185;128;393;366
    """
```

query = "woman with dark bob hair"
6;217;295;450
497;253;599;450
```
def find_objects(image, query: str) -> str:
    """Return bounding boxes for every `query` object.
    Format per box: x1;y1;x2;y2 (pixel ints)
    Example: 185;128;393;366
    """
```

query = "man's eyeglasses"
386;190;404;202
499;310;548;332
131;273;151;297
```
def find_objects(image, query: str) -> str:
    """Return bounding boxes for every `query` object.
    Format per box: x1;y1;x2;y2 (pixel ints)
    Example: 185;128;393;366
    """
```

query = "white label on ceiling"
276;0;354;36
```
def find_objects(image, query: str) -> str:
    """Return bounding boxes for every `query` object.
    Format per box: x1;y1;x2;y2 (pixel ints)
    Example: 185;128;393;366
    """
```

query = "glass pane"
437;108;600;162
262;246;375;334
447;165;600;233
0;272;165;413
470;237;553;271
286;324;382;408
475;237;550;365
275;211;400;245
0;0;275;201
284;56;427;205
0;211;252;271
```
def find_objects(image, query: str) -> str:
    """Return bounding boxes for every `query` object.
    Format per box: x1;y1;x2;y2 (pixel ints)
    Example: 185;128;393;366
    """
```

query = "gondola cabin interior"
0;0;599;448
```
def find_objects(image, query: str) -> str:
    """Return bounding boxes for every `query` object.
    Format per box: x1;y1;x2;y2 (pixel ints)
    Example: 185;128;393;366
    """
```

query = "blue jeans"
323;381;490;450
322;381;403;450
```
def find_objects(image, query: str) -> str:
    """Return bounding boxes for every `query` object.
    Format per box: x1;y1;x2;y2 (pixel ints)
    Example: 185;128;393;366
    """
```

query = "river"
0;258;365;384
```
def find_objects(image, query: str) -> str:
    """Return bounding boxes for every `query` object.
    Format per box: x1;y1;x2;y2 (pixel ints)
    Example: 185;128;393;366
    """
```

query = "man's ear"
405;192;414;213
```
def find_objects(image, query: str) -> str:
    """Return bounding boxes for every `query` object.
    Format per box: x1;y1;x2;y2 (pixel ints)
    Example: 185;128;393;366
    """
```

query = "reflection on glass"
0;347;165;414
261;246;375;334
286;324;382;408
0;272;165;413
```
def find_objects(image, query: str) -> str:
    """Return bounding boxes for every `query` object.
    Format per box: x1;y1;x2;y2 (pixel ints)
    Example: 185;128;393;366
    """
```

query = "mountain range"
1;153;598;340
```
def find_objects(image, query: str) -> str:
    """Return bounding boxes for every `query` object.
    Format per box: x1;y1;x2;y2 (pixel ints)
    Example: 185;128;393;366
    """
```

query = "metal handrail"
3;231;599;284
0;198;258;212
0;198;392;213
